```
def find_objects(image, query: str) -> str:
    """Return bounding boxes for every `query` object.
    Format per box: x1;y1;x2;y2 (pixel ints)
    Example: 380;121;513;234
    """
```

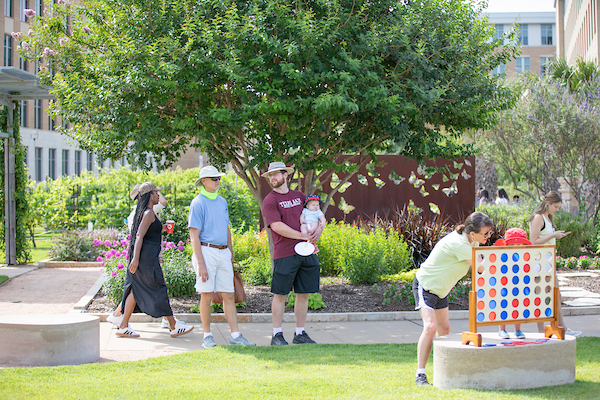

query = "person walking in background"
262;162;324;346
478;189;490;206
115;182;193;338
413;212;494;386
189;166;255;348
108;183;173;330
495;188;509;205
512;195;520;205
530;191;581;337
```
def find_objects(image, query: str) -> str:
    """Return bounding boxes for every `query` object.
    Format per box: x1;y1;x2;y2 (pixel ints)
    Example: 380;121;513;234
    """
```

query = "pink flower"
127;234;131;240
112;240;119;247
11;32;22;40
121;239;128;246
110;249;117;256
117;264;124;270
115;252;121;257
93;239;102;246
42;47;56;56
100;262;105;267
24;9;35;17
57;0;65;4
177;246;185;251
96;256;102;262
59;38;66;46
105;253;112;259
104;240;111;246
20;42;30;51
111;271;117;277
82;26;91;34
178;241;184;246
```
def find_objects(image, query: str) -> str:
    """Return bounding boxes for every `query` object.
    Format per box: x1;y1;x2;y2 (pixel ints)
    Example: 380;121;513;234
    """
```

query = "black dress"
120;215;173;318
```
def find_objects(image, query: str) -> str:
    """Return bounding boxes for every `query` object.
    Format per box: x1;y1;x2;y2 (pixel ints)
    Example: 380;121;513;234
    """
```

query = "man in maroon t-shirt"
262;162;324;346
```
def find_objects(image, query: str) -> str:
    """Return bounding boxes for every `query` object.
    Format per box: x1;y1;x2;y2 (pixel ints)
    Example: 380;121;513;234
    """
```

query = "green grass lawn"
1;339;599;399
0;228;60;264
0;275;7;285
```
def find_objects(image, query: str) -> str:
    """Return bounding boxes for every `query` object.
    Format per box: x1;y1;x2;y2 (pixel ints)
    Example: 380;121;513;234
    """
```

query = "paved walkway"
1;265;599;365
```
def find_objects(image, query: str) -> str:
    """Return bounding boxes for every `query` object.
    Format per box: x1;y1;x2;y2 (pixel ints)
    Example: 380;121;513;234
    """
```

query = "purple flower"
100;262;105;267
117;264;124;270
93;239;102;246
111;271;117;277
177;246;185;251
121;239;128;246
96;256;103;262
42;47;56;56
112;240;119;247
115;252;121;257
82;26;91;34
127;234;131;240
24;8;35;17
177;241;184;246
104;240;111;247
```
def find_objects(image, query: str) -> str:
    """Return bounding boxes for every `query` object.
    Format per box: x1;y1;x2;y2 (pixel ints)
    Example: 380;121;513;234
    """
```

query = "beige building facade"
487;11;557;78
556;0;600;63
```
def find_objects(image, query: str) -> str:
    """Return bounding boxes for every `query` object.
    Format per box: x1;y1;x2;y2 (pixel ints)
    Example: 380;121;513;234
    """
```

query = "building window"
23;146;27;167
62;149;69;176
516;57;530;74
20;100;27;127
494;24;504;42
74;150;81;175
34;61;39;74
4;35;12;66
518;24;528;45
34;100;41;129
492;63;506;76
34;0;40;16
48;115;55;131
86;152;93;171
5;0;12;17
541;24;553;45
20;0;26;21
19;57;27;70
48;148;56;179
540;56;554;76
35;147;42;181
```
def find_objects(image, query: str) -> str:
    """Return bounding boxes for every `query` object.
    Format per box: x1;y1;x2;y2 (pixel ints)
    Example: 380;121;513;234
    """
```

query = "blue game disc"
483;344;497;347
500;342;514;345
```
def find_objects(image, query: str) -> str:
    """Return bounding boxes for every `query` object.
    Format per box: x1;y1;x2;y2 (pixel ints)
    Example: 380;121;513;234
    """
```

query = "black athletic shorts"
412;276;449;310
271;254;320;295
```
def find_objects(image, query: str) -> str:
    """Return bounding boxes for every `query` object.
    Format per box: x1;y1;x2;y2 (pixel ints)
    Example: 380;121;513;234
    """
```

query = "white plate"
294;241;314;256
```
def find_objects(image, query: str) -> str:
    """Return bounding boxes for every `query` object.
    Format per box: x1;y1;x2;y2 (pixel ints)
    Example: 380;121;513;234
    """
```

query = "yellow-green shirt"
415;231;477;298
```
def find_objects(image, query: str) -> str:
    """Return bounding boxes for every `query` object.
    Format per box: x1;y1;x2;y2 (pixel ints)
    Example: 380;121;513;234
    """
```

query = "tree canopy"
477;59;600;218
20;0;517;210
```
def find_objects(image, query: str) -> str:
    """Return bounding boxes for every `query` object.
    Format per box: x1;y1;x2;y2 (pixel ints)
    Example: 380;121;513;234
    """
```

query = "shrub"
476;203;534;245
240;257;272;286
337;226;411;284
286;292;327;310
49;228;122;261
162;247;196;297
161;206;191;246
317;221;359;275
578;255;593;269
554;210;594;257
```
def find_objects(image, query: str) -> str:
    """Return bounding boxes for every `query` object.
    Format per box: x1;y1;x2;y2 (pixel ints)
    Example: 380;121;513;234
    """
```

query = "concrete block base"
0;314;99;366
433;332;576;390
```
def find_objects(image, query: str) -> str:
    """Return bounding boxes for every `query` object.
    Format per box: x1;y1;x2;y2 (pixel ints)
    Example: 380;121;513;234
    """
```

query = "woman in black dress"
116;182;194;338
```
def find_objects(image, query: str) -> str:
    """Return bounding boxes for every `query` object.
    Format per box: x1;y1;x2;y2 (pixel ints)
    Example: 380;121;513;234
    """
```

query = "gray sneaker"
202;335;217;348
270;332;289;346
229;334;256;346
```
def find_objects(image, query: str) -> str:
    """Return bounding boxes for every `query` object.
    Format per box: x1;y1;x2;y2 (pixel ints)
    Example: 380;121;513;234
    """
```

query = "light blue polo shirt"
188;193;229;245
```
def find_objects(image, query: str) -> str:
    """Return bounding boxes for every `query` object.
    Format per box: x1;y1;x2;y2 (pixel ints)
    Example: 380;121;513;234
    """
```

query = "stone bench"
0;314;99;366
433;332;576;390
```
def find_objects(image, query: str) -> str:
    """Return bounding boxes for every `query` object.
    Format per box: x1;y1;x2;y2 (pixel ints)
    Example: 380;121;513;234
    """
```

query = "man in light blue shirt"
189;165;255;348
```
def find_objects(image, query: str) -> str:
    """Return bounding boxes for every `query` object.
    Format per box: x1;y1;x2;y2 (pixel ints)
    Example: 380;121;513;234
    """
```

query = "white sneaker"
170;321;194;338
106;312;124;327
161;317;177;329
115;326;140;338
565;328;582;337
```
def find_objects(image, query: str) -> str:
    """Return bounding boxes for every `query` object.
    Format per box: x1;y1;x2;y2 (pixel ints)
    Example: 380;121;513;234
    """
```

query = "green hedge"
30;167;259;234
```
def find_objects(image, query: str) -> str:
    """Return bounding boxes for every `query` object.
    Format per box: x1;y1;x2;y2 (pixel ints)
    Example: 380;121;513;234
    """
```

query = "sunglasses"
479;230;494;238
210;177;221;182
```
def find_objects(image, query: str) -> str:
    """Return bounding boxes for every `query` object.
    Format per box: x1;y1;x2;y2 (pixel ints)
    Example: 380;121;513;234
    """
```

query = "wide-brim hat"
261;161;294;177
138;182;163;197
504;228;532;245
195;165;227;186
129;183;141;201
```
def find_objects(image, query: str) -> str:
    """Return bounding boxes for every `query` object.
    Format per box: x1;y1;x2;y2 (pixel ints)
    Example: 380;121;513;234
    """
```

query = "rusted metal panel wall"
260;154;475;224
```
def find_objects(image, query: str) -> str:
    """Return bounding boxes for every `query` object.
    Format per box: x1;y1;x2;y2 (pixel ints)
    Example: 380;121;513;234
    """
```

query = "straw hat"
261;161;294;177
129;184;141;201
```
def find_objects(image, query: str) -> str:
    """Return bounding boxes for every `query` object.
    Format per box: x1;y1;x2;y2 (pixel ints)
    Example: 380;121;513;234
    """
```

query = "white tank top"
531;214;555;245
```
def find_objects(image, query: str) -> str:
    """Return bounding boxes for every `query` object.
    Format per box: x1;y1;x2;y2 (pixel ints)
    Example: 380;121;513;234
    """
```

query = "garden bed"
86;268;600;314
87;276;469;314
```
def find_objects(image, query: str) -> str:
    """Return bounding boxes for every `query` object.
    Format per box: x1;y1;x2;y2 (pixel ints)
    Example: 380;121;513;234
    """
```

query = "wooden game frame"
462;244;565;347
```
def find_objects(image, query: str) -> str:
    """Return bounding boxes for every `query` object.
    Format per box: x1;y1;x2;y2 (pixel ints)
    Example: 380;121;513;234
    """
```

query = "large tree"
477;59;600;218
20;0;516;213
